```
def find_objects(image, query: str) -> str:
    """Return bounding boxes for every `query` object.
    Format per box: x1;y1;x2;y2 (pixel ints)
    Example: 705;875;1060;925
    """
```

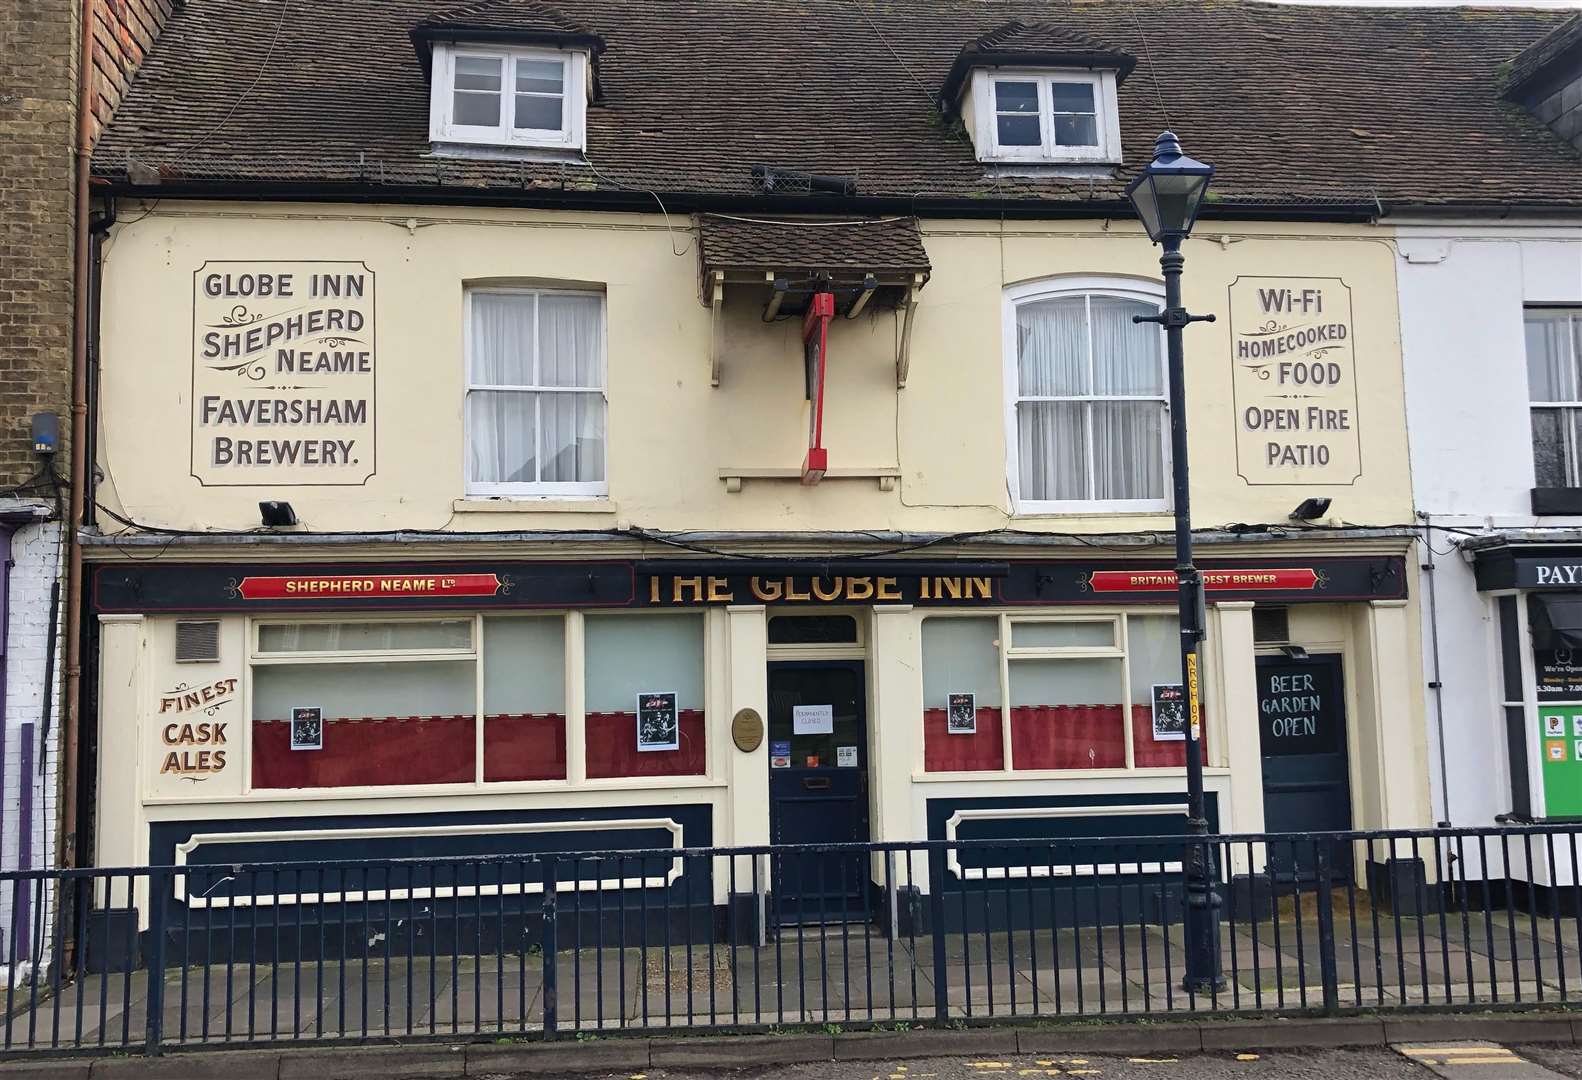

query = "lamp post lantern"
1125;130;1225;996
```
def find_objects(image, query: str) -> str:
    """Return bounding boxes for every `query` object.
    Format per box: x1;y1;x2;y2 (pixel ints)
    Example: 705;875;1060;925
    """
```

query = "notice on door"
1229;277;1360;486
793;704;834;735
1257;660;1341;756
191;261;376;487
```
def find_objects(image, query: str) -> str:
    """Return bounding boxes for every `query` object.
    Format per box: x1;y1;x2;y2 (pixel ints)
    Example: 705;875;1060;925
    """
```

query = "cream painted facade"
86;200;1433;911
96;205;1413;534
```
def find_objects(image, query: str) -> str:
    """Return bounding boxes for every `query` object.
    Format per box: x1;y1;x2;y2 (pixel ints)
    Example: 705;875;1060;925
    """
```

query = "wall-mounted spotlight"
1289;497;1332;522
259;500;298;528
1281;645;1310;662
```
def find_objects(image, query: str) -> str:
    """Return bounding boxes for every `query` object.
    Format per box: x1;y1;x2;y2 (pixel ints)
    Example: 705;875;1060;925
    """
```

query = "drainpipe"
62;0;96;872
1418;511;1453;827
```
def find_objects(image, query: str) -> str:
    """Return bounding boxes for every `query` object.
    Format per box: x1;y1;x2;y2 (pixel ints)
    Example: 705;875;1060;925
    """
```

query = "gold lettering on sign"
707;576;734;602
156;679;237;781
672;576;704;603
846;577;875;601
876;576;901;601
967;577;992;600
813;577;843;602
751;577;783;602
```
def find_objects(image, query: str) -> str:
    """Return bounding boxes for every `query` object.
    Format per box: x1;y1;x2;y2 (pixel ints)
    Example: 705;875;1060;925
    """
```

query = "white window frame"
1003;276;1171;515
968;67;1121;164
1526;306;1582;489
429;43;588;150
464;286;609;498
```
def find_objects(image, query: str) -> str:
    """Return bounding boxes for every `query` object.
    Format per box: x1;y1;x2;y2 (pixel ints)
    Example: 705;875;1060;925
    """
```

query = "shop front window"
483;616;566;781
584;613;707;779
252;619;478;789
921;611;1204;774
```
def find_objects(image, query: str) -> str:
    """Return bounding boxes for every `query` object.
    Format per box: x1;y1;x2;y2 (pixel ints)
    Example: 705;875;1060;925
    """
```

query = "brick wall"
0;0;168;489
0;0;164;963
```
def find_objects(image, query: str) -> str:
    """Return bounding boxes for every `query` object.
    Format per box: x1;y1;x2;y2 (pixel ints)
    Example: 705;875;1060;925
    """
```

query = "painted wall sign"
156;678;237;781
191;261;375;487
1229;277;1361;486
93;556;1409;613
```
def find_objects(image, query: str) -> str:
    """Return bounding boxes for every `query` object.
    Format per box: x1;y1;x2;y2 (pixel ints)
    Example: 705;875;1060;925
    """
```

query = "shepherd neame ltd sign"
190;261;375;486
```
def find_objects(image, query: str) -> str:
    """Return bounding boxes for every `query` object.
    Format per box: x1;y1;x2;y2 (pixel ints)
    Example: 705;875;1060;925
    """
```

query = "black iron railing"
2;825;1582;1057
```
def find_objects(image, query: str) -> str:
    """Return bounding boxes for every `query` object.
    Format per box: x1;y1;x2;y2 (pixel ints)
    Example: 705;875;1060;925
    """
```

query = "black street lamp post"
1125;131;1226;995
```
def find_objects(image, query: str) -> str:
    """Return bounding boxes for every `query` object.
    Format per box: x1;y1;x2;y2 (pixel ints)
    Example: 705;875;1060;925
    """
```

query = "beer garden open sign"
1229;276;1361;486
191;261;376;487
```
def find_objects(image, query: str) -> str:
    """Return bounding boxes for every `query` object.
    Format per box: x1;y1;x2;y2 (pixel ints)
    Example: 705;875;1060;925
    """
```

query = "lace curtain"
1016;293;1165;502
469;291;605;487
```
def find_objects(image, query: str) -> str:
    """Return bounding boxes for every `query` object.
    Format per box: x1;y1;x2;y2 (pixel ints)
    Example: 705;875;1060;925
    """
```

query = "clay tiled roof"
698;215;931;276
1505;13;1582;102
94;0;1582;212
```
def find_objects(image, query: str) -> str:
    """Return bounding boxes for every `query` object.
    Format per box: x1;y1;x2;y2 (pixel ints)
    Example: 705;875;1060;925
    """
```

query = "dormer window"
982;71;1113;161
941;21;1133;167
429;43;587;150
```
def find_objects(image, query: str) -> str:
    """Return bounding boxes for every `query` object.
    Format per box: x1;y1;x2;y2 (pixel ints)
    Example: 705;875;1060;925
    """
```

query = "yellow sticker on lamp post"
1186;651;1202;741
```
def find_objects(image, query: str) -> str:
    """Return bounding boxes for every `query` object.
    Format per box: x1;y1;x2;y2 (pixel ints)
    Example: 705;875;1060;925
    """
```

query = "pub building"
74;0;1574;933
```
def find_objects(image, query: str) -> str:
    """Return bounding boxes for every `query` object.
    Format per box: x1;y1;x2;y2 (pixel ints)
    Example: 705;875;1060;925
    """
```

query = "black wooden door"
1258;653;1354;882
767;661;869;923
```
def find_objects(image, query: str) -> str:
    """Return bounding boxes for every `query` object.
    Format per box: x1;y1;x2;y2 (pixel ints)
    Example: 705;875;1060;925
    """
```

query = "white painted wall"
0;511;64;983
1397;223;1582;824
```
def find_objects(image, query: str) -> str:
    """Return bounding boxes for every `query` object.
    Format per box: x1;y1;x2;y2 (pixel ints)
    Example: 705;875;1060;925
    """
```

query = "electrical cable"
576;155;691;256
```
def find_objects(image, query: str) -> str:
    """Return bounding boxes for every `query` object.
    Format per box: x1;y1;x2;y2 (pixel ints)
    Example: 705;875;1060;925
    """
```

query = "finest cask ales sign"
191;261;376;486
1229;277;1361;486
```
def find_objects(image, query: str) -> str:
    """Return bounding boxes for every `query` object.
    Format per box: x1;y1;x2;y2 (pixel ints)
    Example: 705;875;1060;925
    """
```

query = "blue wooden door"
767;661;869;923
1258;653;1353;882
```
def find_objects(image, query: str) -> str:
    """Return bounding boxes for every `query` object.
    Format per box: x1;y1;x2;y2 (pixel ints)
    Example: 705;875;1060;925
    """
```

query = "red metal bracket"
801;292;835;485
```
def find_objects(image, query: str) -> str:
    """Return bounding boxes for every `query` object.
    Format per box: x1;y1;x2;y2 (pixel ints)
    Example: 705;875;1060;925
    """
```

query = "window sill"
1532;487;1582;516
912;766;1231;783
1011;507;1172;520
143;774;726;806
453;497;618;514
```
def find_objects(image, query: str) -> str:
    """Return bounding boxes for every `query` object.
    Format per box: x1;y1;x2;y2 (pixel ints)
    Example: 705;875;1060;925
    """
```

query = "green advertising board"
1539;706;1582;818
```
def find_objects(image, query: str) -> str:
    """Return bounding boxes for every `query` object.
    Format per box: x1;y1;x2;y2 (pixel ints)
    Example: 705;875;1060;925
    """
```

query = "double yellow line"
1398;1044;1525;1067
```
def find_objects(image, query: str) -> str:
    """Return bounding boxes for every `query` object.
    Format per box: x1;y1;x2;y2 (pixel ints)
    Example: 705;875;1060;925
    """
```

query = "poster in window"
770;740;791;769
793;703;834;735
947;692;977;735
1151;684;1187;742
290;706;323;751
836;745;858;768
637;691;679;752
1535;647;1582;701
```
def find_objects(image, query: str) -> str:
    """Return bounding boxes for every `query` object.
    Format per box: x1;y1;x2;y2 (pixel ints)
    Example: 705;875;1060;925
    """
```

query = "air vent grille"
1252;606;1291;645
174;620;221;663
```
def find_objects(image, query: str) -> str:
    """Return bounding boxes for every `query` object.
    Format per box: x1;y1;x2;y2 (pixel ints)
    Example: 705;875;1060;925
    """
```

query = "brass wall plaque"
730;707;764;753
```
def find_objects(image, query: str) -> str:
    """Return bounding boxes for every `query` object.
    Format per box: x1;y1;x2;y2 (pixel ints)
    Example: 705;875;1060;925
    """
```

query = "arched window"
1003;277;1170;513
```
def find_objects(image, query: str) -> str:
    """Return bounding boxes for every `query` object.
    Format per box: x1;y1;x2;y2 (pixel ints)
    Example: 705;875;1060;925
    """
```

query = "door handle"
803;777;831;791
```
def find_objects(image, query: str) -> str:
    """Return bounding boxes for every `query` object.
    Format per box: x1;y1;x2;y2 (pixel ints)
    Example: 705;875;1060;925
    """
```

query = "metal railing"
3;824;1582;1057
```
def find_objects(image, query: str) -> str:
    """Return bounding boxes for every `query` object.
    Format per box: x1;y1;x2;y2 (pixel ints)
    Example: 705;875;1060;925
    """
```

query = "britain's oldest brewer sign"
191;261;375;486
1229;277;1361;486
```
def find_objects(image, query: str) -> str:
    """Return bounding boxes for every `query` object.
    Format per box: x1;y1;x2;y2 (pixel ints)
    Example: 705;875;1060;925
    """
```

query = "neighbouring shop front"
86;543;1419;936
